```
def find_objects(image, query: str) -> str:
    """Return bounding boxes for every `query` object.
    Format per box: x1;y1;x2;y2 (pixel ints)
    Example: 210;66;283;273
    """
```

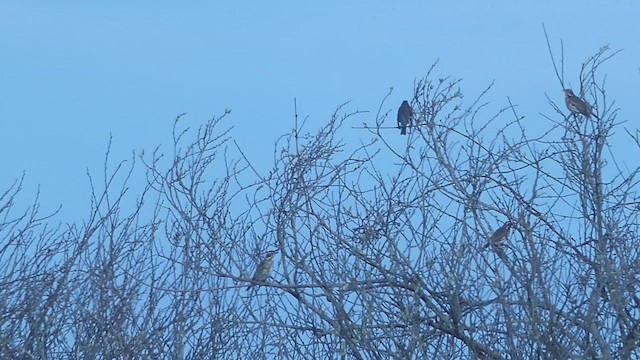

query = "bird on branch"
247;250;278;290
484;221;513;248
397;100;414;135
564;89;599;119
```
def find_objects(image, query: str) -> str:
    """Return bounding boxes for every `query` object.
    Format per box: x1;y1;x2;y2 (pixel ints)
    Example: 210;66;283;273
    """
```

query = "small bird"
247;250;278;290
564;89;596;119
397;100;413;135
486;222;512;248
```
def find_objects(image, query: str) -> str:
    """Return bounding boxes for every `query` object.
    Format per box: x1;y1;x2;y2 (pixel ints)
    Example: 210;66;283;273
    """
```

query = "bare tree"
0;42;638;359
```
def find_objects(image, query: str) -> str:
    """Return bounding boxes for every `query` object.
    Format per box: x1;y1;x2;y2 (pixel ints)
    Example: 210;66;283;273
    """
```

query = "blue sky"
1;2;639;221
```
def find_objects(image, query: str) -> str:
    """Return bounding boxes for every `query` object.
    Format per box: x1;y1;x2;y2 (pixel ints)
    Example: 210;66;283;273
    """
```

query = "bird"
247;250;278;290
485;221;512;248
564;89;596;119
397;100;413;135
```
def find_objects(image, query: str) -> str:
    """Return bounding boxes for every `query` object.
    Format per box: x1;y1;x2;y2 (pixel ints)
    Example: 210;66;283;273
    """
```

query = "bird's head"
563;89;575;96
265;250;279;259
501;221;514;231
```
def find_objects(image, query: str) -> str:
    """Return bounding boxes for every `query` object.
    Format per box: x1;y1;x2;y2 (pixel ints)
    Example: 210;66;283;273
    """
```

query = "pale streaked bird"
486;222;512;248
564;89;595;119
247;250;278;290
397;100;413;135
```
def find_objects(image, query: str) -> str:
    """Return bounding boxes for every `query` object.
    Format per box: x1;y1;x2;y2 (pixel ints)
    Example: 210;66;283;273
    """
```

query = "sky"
1;2;639;222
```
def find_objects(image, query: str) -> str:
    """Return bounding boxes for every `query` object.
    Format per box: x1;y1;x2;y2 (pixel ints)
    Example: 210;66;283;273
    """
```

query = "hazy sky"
1;2;639;221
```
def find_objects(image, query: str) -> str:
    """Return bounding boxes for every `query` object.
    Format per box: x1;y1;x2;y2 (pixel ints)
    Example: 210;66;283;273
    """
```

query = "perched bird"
564;89;595;119
247;250;278;290
486;222;512;248
397;100;413;135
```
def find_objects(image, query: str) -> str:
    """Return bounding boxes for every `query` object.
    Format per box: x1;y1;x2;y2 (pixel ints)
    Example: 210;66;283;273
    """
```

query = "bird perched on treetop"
564;89;597;119
247;250;278;290
485;221;513;248
397;100;413;135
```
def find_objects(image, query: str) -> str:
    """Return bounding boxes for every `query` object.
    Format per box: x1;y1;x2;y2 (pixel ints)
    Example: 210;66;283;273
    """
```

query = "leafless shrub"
0;43;637;359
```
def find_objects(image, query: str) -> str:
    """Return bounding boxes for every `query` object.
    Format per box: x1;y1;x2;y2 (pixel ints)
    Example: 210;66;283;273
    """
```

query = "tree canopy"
1;46;638;359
